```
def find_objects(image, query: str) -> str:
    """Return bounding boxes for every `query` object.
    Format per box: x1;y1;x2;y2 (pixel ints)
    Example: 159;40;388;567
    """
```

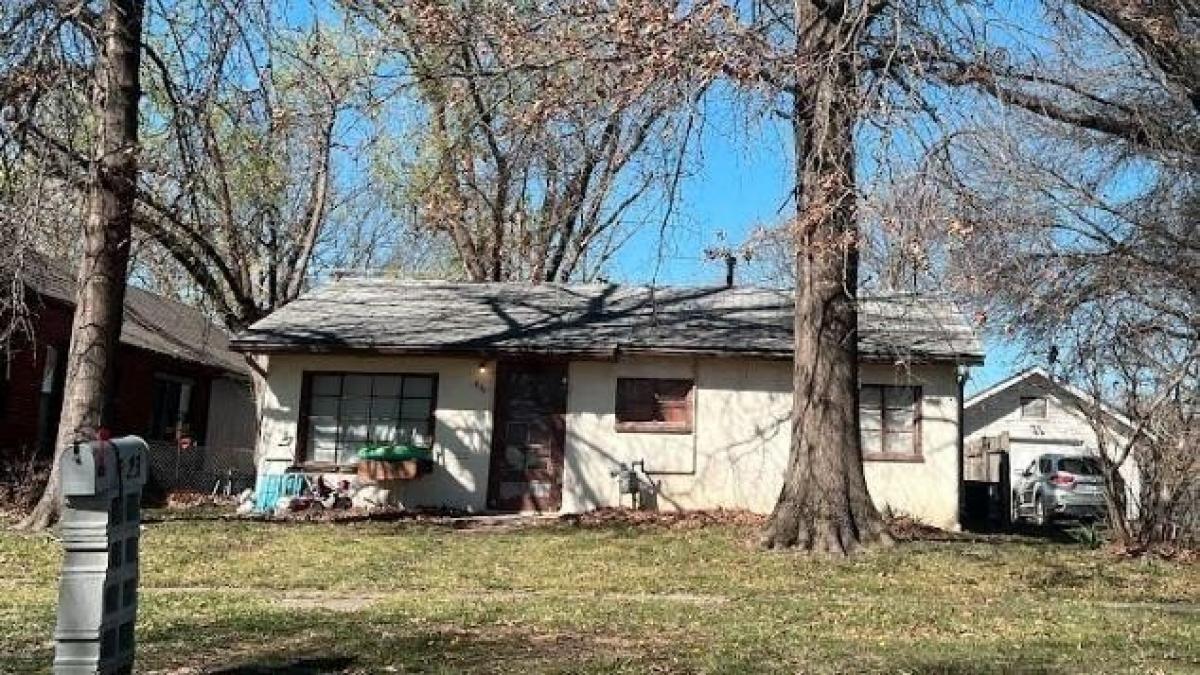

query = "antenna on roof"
703;231;751;288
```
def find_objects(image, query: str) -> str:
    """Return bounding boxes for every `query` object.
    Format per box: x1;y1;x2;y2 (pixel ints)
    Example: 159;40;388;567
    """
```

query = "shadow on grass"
135;607;648;674
210;656;356;674
959;520;1105;546
141;507;522;529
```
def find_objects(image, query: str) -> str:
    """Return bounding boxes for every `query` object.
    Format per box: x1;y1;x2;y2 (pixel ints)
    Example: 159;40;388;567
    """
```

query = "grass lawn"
1;513;1197;674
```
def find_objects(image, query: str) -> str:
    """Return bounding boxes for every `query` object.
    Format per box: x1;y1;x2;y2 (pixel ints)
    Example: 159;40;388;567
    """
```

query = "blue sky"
589;1;1099;396
611;88;795;287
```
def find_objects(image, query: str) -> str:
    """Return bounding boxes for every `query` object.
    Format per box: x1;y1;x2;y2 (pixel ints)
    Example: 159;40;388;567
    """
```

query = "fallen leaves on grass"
885;514;957;542
560;507;765;530
1111;542;1199;564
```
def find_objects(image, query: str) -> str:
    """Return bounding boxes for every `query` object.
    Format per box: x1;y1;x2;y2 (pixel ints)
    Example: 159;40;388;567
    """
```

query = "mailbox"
53;436;147;675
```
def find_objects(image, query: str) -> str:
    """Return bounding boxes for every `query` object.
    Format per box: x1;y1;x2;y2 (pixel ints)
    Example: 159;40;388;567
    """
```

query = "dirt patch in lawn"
273;592;383;613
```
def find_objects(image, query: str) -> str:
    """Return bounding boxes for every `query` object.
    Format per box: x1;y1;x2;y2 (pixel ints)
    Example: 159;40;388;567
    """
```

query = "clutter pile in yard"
235;475;395;516
234;444;437;516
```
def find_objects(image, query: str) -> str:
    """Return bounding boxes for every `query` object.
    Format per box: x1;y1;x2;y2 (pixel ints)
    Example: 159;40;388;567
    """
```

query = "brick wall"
1;295;222;462
109;345;216;444
0;298;72;457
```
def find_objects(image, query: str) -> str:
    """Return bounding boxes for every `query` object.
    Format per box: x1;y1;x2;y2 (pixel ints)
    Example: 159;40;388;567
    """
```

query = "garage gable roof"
965;367;1135;432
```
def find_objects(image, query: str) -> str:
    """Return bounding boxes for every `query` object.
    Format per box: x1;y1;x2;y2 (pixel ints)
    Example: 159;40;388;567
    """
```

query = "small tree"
1007;306;1199;547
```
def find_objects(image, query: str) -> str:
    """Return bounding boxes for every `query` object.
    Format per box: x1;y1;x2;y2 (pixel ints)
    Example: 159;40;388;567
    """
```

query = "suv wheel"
1032;495;1048;527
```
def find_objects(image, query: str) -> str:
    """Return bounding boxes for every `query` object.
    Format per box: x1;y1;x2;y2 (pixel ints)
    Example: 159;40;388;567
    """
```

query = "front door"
487;361;568;512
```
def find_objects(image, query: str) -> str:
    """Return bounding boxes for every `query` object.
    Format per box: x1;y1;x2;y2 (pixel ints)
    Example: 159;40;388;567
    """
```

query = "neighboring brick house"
0;257;255;477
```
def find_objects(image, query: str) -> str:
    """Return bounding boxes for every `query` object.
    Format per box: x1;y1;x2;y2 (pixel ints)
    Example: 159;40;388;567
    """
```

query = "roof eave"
229;338;983;366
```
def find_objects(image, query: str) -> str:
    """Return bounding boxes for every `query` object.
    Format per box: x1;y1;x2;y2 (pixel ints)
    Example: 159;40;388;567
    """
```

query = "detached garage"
962;367;1141;523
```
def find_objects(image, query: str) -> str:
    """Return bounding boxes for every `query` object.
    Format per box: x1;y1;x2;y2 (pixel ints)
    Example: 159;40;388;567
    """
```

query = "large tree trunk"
761;56;890;554
18;0;145;531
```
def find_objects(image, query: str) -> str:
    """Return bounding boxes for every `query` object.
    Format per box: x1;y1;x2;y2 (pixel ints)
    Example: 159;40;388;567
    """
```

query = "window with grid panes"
303;373;436;466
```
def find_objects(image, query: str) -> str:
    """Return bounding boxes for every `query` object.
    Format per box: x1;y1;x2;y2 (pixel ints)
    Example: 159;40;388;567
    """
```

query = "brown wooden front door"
487;361;568;512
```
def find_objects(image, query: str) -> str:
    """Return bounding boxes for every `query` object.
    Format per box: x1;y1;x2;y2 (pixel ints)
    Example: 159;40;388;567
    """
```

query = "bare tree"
695;0;1188;552
4;0;384;526
918;2;1197;544
1070;344;1197;547
356;1;712;282
130;2;387;329
16;0;145;530
7;1;390;330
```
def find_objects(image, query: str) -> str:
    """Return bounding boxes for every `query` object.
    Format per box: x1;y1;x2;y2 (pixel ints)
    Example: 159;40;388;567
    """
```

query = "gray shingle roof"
23;256;248;376
231;277;983;364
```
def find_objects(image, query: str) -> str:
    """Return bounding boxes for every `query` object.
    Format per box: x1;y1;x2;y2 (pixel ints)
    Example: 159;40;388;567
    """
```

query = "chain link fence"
144;440;255;499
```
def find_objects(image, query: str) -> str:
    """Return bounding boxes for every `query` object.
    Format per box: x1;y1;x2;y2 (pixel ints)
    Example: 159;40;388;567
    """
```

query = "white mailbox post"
53;436;148;675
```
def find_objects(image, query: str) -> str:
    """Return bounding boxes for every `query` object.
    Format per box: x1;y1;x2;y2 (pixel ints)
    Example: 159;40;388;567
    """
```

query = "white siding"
257;354;495;512
859;364;961;530
254;354;964;528
560;358;961;529
561;357;792;515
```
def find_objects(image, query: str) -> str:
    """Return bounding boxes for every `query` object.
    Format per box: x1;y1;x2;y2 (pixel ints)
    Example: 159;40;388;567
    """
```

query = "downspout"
689;356;699;474
956;365;970;530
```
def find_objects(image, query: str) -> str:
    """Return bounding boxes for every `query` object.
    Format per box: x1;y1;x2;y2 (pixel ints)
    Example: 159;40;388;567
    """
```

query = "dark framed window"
1020;396;1048;419
860;385;921;461
150;375;194;441
615;378;694;433
300;372;437;466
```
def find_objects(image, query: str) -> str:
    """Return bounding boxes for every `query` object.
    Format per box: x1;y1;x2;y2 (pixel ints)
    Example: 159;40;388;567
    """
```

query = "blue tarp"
254;473;308;512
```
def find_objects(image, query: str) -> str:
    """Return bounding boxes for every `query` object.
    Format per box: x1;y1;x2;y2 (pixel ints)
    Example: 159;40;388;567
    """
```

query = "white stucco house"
230;278;984;529
964;367;1141;517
